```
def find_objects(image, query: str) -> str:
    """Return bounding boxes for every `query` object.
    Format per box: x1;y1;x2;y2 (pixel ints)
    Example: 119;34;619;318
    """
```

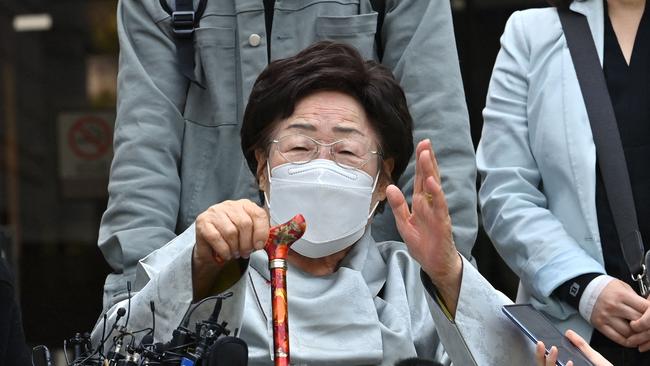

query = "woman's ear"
374;158;395;201
255;149;269;191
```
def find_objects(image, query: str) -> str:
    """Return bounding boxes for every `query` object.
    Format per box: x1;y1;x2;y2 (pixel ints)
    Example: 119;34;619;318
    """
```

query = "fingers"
630;305;650;333
413;140;440;194
598;324;631;346
623;288;649;316
196;200;269;263
386;184;411;230
244;202;270;252
423;176;448;215
535;341;547;366
565;330;613;365
426;140;441;185
413;141;426;195
626;330;650;348
546;345;558;366
592;280;650;346
638;339;650;352
565;329;588;350
196;211;230;262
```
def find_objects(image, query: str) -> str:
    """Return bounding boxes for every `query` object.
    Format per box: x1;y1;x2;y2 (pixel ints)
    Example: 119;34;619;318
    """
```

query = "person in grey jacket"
98;0;478;309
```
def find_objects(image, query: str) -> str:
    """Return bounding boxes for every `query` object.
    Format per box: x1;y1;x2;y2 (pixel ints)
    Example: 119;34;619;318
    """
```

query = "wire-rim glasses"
271;133;382;169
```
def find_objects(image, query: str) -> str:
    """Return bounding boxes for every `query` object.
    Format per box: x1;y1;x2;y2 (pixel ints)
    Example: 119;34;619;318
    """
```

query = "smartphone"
502;304;594;366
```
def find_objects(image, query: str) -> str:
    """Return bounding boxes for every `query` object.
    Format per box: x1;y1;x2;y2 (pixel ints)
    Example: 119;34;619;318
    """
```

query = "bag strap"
558;9;647;296
369;0;385;61
160;0;208;84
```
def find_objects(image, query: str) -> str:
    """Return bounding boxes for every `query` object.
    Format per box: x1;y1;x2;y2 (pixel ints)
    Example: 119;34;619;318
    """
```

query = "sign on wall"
57;111;115;198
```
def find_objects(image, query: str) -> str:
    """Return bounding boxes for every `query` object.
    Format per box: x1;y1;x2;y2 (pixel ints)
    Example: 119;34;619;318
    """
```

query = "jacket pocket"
184;27;238;127
315;13;378;60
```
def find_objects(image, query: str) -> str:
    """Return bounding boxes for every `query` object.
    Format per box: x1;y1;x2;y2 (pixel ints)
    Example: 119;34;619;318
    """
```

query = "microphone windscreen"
141;333;154;346
206;336;248;366
117;307;127;317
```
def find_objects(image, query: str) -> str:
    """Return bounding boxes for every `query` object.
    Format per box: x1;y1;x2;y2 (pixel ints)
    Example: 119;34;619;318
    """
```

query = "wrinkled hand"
590;279;647;347
536;330;613;366
386;140;462;314
193;199;269;300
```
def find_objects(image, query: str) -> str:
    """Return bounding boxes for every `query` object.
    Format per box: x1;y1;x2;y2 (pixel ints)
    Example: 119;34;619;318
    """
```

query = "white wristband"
579;274;615;324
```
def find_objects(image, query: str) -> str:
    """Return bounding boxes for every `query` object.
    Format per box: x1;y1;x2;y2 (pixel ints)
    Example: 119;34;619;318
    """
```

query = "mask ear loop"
264;161;272;209
367;167;382;219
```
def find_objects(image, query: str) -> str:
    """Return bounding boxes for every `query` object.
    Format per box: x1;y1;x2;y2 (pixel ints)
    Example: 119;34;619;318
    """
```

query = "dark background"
0;0;546;351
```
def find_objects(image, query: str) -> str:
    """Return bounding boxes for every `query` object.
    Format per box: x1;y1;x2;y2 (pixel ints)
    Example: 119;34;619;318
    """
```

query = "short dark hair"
547;0;572;8
240;41;414;186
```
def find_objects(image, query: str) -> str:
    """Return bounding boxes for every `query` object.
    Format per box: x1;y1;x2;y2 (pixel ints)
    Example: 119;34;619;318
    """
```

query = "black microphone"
100;313;107;356
150;300;155;341
123;281;132;331
116;307;127;319
73;307;126;365
136;301;156;351
205;336;248;366
208;297;223;323
95;308;126;352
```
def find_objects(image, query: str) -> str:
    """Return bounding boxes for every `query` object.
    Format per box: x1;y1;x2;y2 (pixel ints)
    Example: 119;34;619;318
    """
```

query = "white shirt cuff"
579;274;615;324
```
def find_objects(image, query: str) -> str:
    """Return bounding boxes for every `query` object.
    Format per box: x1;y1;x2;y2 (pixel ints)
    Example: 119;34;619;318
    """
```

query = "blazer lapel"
570;0;605;64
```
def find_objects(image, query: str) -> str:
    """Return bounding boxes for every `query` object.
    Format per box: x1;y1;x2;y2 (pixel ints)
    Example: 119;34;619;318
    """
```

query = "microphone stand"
264;214;306;366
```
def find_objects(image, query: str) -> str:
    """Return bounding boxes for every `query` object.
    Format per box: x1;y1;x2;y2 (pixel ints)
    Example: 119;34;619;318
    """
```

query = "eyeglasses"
271;134;382;169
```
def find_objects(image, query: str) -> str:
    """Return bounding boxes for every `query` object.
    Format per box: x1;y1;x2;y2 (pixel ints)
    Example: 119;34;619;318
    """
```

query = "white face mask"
266;159;380;258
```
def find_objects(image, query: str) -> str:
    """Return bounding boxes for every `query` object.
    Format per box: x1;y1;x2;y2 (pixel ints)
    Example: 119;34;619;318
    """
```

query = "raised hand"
386;139;462;314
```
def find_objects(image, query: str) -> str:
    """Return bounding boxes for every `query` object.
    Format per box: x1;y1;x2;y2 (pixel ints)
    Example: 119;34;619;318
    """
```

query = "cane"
264;214;306;366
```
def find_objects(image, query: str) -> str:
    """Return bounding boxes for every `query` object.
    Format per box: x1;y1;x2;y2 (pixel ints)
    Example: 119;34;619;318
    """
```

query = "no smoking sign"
68;116;112;160
58;112;115;183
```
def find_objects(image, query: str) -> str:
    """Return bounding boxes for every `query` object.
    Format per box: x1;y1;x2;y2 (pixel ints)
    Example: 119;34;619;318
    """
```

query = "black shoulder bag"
558;9;649;297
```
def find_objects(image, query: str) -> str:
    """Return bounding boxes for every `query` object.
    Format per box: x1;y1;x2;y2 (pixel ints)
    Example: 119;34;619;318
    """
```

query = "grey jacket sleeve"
370;0;478;262
425;257;536;365
98;0;189;307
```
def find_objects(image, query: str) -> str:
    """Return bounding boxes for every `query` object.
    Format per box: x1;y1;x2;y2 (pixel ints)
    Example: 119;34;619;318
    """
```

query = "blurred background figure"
0;256;30;365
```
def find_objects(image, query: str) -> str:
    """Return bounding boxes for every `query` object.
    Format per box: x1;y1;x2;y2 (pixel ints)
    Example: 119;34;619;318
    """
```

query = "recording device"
33;285;246;366
503;304;593;366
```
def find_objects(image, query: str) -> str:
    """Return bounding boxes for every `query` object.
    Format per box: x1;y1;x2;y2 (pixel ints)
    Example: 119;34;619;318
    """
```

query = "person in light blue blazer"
477;0;650;363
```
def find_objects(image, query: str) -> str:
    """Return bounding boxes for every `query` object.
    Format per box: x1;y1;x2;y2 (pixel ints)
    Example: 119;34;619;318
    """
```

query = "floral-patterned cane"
264;214;306;366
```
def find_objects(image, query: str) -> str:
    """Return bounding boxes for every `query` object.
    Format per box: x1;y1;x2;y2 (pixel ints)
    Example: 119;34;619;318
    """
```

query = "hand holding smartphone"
503;304;594;366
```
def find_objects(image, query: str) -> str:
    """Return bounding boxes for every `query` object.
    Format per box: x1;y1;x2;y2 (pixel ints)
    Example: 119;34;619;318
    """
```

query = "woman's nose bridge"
315;142;335;160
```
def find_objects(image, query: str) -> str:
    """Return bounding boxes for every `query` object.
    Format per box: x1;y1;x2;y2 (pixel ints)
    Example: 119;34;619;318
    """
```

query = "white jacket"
477;0;608;341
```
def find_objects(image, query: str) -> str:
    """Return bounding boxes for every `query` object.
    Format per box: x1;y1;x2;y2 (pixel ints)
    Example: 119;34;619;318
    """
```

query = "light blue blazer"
477;0;608;341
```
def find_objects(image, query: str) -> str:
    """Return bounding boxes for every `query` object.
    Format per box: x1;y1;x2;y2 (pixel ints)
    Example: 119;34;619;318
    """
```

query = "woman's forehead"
275;91;374;138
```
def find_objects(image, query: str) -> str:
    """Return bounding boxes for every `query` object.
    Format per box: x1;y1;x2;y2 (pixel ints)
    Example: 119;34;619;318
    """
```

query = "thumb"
386;184;410;229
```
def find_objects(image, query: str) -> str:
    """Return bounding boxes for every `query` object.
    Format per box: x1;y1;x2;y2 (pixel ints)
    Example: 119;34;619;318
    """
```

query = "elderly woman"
93;41;548;365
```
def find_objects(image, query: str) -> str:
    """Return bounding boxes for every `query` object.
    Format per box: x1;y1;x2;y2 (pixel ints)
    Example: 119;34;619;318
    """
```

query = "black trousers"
590;329;650;366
